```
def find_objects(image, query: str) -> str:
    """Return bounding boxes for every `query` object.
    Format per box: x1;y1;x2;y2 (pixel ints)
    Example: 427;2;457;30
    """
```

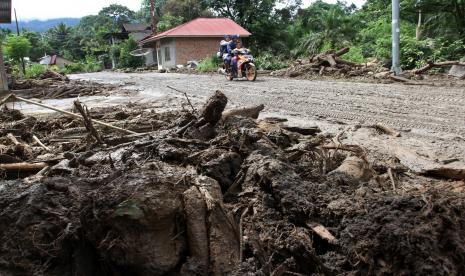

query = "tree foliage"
10;0;465;70
4;35;32;64
99;4;136;27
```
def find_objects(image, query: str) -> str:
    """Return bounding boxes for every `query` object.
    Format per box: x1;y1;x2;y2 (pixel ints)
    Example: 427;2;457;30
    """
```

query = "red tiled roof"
141;18;251;44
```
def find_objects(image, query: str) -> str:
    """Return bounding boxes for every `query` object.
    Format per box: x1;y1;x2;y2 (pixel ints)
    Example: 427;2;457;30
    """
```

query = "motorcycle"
222;50;257;82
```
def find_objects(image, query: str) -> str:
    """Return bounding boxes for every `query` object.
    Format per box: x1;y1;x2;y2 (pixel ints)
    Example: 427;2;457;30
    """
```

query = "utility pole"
391;0;401;75
150;0;157;34
14;8;26;76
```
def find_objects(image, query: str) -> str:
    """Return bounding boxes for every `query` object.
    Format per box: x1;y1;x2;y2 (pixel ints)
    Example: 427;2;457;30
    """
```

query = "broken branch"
32;135;51;152
167;85;198;115
0;162;48;172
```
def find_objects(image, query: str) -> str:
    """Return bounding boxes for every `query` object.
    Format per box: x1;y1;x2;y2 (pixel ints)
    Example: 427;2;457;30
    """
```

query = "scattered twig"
32;135;51;152
0;93;13;108
167;85;198;115
388;167;397;191
73;100;104;144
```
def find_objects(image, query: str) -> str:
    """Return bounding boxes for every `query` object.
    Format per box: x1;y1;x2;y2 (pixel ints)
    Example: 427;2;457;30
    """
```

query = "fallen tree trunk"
409;61;465;75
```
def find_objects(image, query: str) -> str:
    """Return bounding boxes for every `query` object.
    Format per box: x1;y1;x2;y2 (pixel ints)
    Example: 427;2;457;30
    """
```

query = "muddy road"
69;72;465;166
72;72;465;135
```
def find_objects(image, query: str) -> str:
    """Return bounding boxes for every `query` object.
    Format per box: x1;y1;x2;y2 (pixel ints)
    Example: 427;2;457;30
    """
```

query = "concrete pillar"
392;0;402;75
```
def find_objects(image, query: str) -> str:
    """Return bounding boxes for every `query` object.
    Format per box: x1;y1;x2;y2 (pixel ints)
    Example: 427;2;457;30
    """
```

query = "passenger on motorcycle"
218;35;232;70
225;35;240;72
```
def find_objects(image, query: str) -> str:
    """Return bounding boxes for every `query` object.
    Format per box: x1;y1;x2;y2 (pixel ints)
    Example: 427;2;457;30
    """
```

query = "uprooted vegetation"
0;89;465;276
269;47;465;87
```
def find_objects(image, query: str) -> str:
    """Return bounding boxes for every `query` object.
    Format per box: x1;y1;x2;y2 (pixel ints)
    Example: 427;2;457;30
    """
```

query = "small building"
104;23;153;68
140;18;251;69
122;23;152;42
39;55;73;68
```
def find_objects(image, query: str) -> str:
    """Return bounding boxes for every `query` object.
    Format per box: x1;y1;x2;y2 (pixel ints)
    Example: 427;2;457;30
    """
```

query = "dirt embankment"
1;86;465;275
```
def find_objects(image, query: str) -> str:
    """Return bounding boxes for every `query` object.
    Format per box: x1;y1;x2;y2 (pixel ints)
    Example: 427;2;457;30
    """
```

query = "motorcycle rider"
232;41;250;76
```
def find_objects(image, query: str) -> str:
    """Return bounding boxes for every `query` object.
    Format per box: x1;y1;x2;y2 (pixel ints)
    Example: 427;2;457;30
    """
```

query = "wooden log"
198;90;228;127
326;54;337;67
328;156;373;182
222;104;264;120
0;162;48;171
409;60;465;75
307;222;338;244
335;47;350;57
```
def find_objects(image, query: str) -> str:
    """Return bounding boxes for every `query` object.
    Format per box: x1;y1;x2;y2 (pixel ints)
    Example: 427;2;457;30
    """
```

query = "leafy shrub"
341;47;366;64
62;63;85;74
118;36;144;69
24;64;46;79
255;52;288;70
83;60;103;72
197;54;220;72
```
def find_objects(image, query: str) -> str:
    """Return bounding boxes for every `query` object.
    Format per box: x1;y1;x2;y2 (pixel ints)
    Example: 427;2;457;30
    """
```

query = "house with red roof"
140;18;251;69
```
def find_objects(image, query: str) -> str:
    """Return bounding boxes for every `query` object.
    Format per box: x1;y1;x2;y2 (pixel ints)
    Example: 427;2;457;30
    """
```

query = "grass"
24;64;47;79
197;55;220;72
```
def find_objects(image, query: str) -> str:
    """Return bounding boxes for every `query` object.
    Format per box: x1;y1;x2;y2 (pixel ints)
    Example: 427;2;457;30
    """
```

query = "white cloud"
13;0;143;21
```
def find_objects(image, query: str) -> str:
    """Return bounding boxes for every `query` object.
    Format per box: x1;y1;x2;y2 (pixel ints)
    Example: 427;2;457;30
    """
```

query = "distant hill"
0;18;81;33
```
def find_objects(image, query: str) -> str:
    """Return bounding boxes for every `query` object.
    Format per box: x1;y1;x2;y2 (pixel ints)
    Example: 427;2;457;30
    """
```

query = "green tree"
4;35;32;64
21;30;52;61
44;23;72;55
162;0;212;20
99;4;136;27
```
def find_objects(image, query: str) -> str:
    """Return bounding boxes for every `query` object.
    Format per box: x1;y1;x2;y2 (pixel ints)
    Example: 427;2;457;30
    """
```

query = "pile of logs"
272;48;372;78
10;79;122;100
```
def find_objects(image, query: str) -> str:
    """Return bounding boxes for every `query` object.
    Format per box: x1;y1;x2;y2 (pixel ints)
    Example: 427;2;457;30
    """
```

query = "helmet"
224;34;230;39
232;34;239;39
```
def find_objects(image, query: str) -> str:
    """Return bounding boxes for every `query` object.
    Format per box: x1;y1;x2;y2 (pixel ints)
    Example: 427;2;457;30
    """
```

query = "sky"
13;0;143;21
14;0;367;21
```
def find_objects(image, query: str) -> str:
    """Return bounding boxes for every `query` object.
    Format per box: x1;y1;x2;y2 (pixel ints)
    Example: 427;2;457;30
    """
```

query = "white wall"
157;38;176;69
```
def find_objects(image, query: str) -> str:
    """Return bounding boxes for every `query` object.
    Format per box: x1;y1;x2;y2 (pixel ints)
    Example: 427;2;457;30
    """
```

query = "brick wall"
175;37;220;65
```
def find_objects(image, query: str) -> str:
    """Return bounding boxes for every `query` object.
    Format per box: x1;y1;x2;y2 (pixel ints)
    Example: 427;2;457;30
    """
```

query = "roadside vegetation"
1;0;464;76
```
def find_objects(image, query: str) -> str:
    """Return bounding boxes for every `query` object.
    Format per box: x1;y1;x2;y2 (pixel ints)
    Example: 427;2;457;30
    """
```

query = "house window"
164;47;171;62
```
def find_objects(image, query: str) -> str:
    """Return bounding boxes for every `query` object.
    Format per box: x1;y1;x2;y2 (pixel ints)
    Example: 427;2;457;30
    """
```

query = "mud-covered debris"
0;90;464;276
